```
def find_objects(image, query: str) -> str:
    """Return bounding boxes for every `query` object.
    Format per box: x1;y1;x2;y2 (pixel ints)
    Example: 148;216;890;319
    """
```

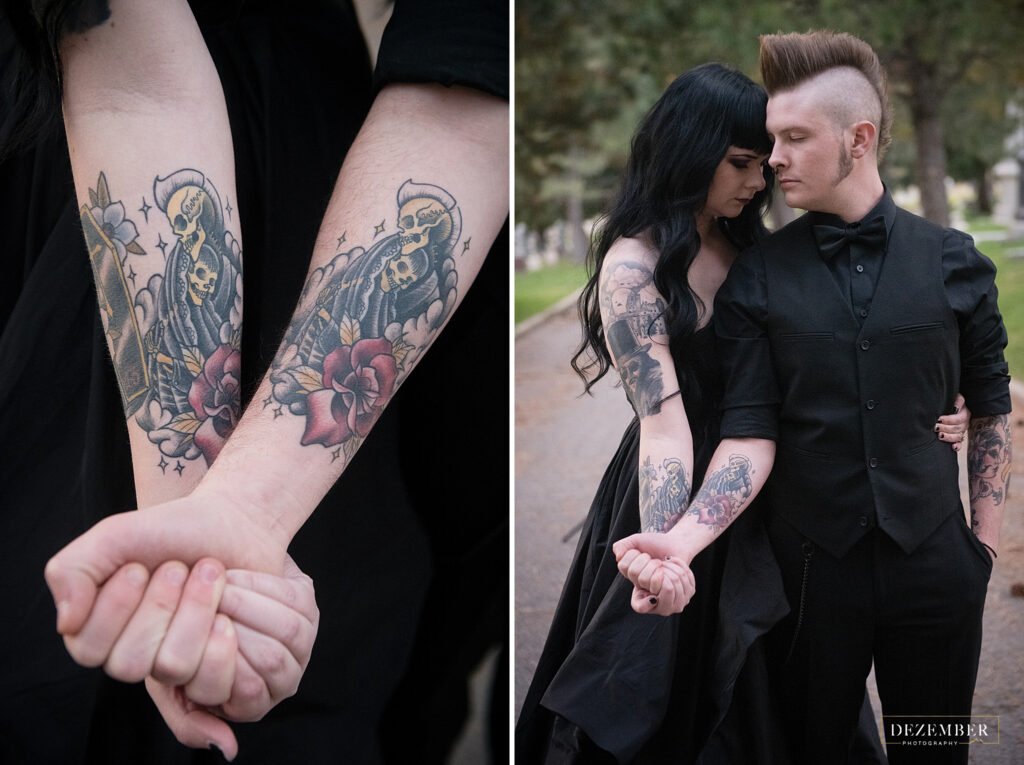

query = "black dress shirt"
716;191;1011;441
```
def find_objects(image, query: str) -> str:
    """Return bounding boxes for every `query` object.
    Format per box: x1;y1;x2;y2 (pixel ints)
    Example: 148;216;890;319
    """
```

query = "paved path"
515;305;1024;762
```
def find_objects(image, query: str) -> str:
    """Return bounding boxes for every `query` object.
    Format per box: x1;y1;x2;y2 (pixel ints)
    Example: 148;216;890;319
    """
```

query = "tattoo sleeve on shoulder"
600;260;669;417
83;170;243;475
967;414;1013;520
268;179;464;466
685;454;754;532
639;456;691;532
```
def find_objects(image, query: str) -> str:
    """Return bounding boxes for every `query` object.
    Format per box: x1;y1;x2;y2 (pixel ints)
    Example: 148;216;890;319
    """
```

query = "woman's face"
704;146;769;220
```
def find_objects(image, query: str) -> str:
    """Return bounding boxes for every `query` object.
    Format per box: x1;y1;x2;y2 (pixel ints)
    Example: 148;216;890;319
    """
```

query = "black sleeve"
943;228;1011;417
714;246;780;440
373;0;508;100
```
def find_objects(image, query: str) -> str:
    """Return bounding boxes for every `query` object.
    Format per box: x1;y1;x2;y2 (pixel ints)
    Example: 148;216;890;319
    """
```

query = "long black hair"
571;62;774;393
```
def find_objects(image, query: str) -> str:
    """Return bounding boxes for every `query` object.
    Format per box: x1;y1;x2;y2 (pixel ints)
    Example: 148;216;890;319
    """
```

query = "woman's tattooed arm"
598;259;669;417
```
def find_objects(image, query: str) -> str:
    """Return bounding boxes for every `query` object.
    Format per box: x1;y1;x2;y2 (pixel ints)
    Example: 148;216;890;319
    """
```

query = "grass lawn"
514;260;589;324
977;235;1024;381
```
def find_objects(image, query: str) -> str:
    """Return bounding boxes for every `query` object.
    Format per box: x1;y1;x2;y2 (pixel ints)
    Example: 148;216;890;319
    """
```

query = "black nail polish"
649;597;658;605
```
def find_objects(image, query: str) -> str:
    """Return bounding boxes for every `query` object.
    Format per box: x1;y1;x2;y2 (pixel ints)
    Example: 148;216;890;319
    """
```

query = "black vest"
759;208;961;557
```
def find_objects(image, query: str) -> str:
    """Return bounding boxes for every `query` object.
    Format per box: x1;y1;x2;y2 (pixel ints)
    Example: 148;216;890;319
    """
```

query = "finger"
63;563;149;668
626;553;652;585
220;651;272;722
616;548;641;578
224;563;316;621
219;584;317;666
184;614;237;707
631;586;658;614
105;561;188;682
636;559;663;594
152;558;226;686
612;536;638;562
233;621;303;701
953;441;962;452
953;392;966;413
146;678;239;760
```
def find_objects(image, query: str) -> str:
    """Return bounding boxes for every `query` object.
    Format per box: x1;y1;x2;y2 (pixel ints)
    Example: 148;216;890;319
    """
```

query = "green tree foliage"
516;0;1024;231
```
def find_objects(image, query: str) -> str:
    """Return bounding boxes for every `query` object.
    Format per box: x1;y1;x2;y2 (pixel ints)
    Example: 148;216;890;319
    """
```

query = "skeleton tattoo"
269;179;463;465
685;454;754;532
640;456;692;532
967;414;1013;527
599;260;668;418
83;170;242;473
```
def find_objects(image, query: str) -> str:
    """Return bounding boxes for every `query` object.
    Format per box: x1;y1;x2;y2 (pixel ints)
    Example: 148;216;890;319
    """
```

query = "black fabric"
717;202;1009;557
374;0;508;99
717;191;1010;441
0;1;507;763
764;511;988;765
517;327;807;764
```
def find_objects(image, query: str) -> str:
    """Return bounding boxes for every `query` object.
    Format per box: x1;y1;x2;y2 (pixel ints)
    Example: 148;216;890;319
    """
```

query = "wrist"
190;468;299;552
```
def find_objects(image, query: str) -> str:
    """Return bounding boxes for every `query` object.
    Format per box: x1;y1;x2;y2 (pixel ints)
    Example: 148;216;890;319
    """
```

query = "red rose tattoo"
301;337;398;447
188;344;241;464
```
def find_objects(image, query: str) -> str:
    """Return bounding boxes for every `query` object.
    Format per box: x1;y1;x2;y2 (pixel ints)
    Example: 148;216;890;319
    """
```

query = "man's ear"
849;120;877;159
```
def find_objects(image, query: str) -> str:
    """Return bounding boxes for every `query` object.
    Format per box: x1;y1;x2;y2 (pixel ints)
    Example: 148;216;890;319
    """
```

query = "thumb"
146;679;239;761
611;535;639;562
45;513;139;635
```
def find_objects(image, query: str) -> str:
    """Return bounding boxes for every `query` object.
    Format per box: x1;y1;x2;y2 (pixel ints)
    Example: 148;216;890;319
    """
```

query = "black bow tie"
813;215;887;260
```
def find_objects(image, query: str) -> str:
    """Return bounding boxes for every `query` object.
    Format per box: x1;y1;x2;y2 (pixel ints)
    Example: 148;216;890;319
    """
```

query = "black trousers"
765;510;991;765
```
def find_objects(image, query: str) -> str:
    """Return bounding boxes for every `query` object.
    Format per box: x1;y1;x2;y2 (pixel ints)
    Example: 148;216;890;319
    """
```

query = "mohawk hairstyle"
759;30;892;158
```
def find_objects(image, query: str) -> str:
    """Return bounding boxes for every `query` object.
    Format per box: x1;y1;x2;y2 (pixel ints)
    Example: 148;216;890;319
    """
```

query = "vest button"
858;515;869;527
856;264;865;273
860;340;870;350
869;457;879;468
860;308;868;318
866;400;876;410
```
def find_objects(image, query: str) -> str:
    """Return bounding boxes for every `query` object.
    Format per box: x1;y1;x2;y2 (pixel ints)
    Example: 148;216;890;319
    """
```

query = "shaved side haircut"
760;31;892;159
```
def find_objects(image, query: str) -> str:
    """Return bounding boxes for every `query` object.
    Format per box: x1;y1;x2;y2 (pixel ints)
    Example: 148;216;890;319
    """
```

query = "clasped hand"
44;493;316;759
612;534;696;616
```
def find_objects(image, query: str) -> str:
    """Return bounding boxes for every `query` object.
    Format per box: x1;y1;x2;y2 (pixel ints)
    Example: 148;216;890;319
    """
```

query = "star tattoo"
225;197;233;219
156;233;168;258
173;461;185;476
331;447;342;463
273;406;283;419
263;394;273;408
337;232;347;249
158;456;168;474
138;197;152;223
373;220;386;237
126;265;137;287
462;238;471;254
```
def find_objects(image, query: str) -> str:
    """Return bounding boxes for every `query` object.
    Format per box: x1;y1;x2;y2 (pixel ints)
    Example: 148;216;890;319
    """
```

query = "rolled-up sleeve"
714;247;780;440
944;229;1011;417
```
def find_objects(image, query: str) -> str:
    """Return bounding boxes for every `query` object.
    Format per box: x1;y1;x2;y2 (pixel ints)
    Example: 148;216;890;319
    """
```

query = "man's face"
766;85;849;214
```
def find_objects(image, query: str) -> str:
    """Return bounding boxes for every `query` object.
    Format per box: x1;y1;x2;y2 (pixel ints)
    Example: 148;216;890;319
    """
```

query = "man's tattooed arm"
684;454;755;533
967;414;1013;554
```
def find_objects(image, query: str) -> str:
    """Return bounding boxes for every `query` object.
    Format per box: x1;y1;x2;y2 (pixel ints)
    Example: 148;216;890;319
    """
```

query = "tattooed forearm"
600;260;669;417
639;456;691;532
268;180;464;464
83;171;242;474
967;414;1013;523
685;454;754;532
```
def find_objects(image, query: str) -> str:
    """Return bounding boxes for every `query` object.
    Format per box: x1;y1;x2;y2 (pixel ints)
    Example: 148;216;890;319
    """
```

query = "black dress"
517;322;888;764
517;324;740;763
0;1;508;763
